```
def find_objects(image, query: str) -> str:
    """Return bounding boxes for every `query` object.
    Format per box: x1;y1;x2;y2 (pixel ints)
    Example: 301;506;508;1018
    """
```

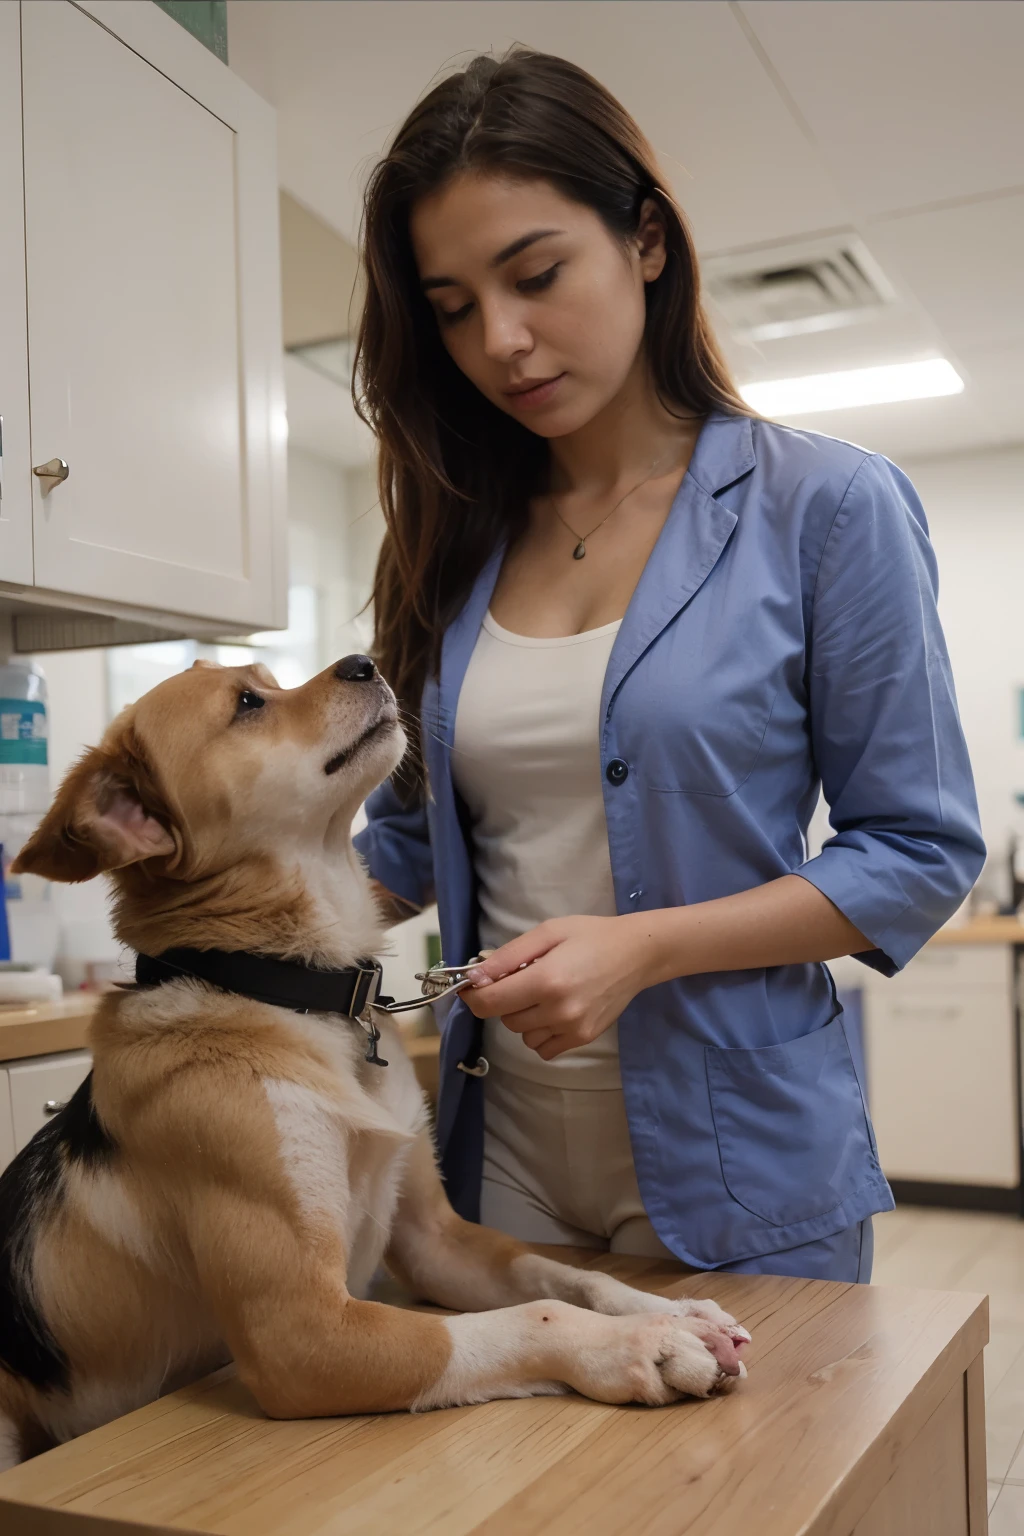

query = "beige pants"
480;1067;676;1258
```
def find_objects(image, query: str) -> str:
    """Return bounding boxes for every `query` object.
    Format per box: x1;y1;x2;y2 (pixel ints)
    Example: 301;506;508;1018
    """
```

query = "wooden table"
0;1249;989;1536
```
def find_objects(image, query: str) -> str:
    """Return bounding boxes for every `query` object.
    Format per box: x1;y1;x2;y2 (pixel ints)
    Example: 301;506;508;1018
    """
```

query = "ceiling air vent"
288;337;355;387
703;233;895;342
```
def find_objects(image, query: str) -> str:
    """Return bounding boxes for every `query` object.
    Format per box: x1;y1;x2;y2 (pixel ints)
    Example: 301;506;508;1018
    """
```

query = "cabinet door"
21;1;286;630
866;988;1018;1187
0;1068;15;1174
0;2;33;586
8;1050;92;1152
876;942;1013;1000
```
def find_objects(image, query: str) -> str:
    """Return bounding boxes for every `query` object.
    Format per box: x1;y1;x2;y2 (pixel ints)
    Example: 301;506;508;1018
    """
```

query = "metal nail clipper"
371;956;496;1077
356;959;482;1068
372;959;490;1014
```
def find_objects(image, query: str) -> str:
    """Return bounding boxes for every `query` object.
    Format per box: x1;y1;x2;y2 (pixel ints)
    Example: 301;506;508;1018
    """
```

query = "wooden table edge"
800;1288;989;1536
0;1497;192;1536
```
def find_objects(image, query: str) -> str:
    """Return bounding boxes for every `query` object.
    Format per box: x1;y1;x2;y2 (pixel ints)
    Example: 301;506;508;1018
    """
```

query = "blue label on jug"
0;843;10;961
0;699;48;765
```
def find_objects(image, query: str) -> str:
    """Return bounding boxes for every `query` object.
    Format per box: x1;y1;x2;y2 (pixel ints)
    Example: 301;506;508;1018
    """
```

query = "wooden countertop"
930;914;1024;945
0;992;97;1062
0;1249;987;1536
0;992;445;1098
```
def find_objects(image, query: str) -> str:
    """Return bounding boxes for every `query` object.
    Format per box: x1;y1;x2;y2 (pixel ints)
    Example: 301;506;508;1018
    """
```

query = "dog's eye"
236;689;265;716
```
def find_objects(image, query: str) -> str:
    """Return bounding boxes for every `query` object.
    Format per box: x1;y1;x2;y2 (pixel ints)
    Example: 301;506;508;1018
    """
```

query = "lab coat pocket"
705;1016;876;1227
643;684;778;796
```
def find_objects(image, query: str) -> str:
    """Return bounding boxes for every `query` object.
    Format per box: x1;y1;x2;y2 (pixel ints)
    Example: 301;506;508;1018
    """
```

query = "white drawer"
826;955;869;991
8;1051;93;1152
864;943;1013;1000
865;988;1017;1186
0;1068;14;1172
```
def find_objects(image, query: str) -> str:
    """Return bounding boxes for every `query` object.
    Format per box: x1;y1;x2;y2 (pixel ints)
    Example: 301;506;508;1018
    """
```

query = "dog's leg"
385;1136;750;1353
187;1164;741;1416
255;1293;738;1414
411;1296;741;1409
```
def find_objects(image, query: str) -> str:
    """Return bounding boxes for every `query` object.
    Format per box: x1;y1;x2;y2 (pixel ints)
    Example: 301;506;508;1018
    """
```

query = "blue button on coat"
355;412;985;1268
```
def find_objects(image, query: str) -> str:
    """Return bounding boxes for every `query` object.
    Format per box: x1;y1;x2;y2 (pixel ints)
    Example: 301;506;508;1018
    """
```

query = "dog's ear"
11;742;176;884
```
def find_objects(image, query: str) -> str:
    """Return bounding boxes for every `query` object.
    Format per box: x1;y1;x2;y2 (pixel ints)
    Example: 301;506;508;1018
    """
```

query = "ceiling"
227;0;1024;464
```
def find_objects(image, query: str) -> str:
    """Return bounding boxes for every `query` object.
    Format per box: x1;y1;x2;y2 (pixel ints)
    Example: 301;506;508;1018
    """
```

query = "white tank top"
452;610;622;1088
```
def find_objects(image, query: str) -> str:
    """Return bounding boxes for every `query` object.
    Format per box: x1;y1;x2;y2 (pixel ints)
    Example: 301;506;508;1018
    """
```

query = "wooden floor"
873;1205;1024;1531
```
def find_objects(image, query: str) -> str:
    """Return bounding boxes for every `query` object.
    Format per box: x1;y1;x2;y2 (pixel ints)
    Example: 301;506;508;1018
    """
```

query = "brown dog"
0;655;748;1467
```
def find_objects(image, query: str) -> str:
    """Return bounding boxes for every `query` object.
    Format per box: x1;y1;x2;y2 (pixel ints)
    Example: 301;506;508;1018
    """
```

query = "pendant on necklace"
573;540;587;560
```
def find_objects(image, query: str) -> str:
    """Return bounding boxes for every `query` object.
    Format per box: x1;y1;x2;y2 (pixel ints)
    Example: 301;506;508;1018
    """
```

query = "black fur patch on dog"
0;1072;115;1393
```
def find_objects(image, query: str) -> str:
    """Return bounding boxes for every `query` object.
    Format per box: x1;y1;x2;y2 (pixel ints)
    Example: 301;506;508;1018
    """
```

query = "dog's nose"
334;654;377;683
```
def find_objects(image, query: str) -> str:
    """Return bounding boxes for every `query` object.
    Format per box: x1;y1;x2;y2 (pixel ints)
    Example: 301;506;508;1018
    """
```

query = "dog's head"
12;655;406;889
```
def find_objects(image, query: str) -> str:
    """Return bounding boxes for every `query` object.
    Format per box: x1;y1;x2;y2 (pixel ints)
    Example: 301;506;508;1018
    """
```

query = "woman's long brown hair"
355;46;749;794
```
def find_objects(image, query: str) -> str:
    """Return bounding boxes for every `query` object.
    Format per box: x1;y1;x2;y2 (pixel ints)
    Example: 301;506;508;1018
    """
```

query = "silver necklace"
547;442;682;560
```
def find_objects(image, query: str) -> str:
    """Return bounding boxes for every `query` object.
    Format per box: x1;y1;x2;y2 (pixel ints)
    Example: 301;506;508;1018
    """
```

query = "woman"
353;48;984;1282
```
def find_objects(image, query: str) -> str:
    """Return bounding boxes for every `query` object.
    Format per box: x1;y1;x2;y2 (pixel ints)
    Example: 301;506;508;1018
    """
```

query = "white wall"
287;448;381;666
343;460;386;596
905;445;1024;898
29;647;121;979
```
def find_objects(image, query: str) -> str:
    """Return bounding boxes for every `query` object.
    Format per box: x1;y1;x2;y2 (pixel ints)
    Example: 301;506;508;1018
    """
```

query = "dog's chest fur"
257;1011;429;1297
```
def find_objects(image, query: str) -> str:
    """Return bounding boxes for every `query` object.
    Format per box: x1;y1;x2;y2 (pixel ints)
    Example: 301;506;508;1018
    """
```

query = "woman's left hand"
461;915;660;1060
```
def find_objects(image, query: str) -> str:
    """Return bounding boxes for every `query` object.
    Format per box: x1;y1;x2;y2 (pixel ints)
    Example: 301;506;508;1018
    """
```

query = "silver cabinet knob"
43;1099;66;1115
33;457;69;486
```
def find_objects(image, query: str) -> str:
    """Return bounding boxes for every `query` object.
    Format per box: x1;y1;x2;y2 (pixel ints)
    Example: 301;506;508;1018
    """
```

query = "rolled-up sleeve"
353;777;434;910
794;454;985;975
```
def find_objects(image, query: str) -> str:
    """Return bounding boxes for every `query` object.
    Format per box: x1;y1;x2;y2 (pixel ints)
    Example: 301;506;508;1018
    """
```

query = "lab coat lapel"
601;413;755;720
427;546;507;1159
422;543;505;968
436;542;506;747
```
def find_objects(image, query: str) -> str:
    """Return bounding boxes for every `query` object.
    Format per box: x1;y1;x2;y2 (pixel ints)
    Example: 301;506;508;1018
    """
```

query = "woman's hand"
461;915;661;1060
459;879;874;1061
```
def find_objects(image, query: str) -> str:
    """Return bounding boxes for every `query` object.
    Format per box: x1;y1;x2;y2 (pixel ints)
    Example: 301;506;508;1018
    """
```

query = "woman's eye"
439;301;473;327
236;689;265;715
436;265;560;328
518;264;560;295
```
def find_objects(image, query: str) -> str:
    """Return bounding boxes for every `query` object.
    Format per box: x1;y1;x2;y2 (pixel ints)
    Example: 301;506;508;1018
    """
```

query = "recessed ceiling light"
739;358;964;417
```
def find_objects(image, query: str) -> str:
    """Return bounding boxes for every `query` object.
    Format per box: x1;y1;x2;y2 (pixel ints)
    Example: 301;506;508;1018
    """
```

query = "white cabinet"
862;944;1019;1189
1;1;286;634
0;1068;15;1172
0;3;33;587
7;1050;93;1154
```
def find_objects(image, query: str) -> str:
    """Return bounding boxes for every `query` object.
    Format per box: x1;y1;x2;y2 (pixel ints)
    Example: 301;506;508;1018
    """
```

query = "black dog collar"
134;947;389;1066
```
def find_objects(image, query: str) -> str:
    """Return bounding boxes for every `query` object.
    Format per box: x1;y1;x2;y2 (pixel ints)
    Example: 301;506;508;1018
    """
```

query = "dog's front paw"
668;1296;752;1351
615;1286;752;1355
571;1274;752;1365
570;1313;745;1406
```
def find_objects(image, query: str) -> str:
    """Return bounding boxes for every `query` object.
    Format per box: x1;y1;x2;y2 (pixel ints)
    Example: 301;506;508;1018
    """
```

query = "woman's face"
409;173;666;438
